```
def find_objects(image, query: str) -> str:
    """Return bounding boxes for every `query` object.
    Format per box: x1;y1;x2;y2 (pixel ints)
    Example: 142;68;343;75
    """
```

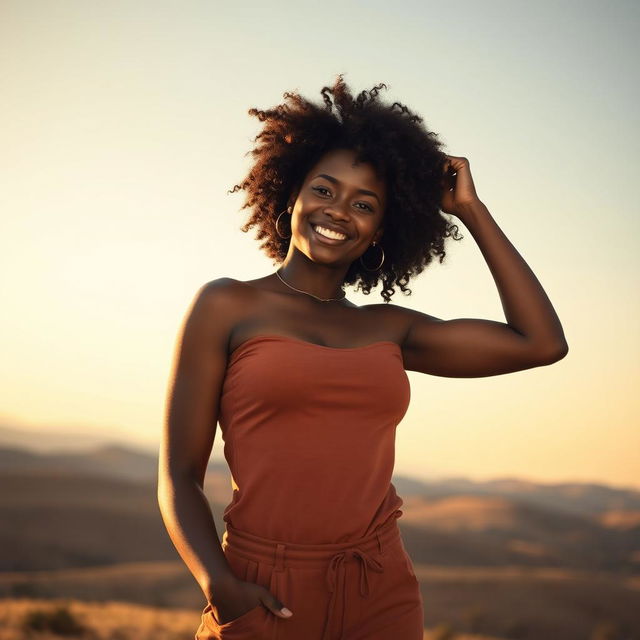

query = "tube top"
218;334;411;544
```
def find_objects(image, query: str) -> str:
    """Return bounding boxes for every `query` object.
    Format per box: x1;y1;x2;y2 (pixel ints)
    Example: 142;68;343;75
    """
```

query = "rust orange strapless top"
218;334;411;544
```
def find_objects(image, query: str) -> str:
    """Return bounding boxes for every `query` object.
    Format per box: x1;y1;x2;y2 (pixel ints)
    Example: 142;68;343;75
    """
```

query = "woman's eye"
312;186;373;212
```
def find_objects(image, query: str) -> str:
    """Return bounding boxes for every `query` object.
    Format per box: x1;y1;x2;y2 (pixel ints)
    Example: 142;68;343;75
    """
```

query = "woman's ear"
287;182;302;210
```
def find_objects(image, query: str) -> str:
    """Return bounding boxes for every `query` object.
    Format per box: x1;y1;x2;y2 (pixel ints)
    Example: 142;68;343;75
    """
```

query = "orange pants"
194;510;423;640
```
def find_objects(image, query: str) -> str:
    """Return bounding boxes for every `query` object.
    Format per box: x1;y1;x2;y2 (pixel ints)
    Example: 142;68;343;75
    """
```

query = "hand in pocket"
210;577;293;625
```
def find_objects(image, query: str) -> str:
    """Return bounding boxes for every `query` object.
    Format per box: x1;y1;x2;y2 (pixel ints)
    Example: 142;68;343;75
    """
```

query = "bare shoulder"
184;277;254;342
197;277;257;306
199;276;244;295
360;301;437;343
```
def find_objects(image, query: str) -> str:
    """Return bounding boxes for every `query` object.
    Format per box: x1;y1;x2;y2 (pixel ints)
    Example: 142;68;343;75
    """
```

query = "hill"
1;443;639;638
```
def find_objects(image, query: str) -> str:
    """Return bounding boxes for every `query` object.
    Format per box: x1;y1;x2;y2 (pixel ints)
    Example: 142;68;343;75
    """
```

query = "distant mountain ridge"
0;422;155;453
2;433;638;639
0;440;639;572
1;440;639;517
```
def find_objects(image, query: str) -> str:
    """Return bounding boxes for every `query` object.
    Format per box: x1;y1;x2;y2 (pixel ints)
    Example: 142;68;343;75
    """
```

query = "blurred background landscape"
1;0;639;638
1;425;639;639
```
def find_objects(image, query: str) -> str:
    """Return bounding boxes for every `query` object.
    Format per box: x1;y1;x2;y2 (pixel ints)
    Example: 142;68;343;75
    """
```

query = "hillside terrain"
1;443;639;638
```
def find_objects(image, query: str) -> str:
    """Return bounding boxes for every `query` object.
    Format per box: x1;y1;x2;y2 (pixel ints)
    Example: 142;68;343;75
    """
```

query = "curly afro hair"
228;74;463;303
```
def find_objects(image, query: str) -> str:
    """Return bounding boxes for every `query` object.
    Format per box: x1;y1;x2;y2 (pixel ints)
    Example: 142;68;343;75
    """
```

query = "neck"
276;263;347;302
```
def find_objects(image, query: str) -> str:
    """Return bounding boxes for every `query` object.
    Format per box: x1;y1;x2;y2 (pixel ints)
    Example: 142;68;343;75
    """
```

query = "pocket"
198;545;280;639
203;601;265;630
199;549;269;638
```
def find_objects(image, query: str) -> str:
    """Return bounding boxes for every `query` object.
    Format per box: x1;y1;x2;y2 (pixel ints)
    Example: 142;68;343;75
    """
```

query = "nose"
323;203;351;222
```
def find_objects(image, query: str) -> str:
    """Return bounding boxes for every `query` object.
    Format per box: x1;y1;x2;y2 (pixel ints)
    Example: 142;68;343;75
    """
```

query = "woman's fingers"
440;155;481;215
257;585;292;618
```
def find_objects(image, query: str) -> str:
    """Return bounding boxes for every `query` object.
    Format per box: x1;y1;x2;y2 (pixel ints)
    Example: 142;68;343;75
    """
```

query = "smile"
311;223;349;243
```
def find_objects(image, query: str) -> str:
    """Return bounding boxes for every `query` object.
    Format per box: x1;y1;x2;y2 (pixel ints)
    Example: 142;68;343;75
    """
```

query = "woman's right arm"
157;278;237;602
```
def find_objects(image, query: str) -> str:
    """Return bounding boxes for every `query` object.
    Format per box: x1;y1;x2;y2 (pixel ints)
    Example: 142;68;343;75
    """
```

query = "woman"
158;75;568;640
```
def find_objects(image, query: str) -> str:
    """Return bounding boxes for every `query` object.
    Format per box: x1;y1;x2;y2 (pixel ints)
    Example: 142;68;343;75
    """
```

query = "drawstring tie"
321;547;384;640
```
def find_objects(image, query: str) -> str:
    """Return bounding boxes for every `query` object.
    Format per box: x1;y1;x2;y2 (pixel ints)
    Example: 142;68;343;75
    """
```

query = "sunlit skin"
159;145;569;626
275;147;387;302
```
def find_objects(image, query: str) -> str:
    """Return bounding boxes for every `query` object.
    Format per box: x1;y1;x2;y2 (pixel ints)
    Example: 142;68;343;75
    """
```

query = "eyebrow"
313;174;381;205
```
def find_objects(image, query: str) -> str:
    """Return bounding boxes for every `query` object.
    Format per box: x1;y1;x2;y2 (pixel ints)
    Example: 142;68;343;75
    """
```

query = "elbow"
157;467;202;503
538;340;569;365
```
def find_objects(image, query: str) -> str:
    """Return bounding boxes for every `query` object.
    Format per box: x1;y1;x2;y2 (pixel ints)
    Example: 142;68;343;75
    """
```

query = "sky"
1;0;638;490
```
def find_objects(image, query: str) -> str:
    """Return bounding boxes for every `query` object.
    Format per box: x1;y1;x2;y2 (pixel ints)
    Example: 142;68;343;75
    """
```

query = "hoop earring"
275;206;292;239
359;242;385;271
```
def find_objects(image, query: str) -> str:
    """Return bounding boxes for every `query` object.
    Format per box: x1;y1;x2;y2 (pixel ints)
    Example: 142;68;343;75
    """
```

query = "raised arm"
397;155;568;378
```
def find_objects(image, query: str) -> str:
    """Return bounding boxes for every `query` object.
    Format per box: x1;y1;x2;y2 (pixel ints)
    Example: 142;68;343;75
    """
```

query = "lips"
310;222;350;242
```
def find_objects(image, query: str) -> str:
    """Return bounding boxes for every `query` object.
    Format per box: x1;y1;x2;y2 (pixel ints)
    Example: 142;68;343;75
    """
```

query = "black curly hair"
228;74;464;303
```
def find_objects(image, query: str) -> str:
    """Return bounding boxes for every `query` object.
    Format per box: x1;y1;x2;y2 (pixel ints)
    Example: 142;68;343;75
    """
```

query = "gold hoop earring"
359;242;385;271
275;206;292;239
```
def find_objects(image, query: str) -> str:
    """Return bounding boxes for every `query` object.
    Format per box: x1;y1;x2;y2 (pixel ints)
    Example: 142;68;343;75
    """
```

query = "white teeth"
313;224;347;240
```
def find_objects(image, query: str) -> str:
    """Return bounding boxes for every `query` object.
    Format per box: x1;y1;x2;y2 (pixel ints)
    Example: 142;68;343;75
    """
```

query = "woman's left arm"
398;155;568;378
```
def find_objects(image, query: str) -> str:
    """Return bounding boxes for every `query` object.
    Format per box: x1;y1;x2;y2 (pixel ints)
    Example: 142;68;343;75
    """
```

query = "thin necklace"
275;268;346;303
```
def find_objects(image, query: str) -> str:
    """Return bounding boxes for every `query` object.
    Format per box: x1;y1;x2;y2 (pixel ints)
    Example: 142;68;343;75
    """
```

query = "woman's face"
289;147;387;265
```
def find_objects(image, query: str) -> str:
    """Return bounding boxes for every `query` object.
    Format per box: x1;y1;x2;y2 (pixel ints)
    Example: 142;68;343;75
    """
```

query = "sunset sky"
1;1;638;490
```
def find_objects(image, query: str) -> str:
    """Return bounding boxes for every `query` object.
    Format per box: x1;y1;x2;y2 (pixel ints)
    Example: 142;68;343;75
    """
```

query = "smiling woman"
288;146;390;279
228;73;461;303
158;73;568;640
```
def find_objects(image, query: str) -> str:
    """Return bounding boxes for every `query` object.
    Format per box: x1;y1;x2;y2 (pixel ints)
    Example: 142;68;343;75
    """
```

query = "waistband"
221;509;404;640
221;508;403;569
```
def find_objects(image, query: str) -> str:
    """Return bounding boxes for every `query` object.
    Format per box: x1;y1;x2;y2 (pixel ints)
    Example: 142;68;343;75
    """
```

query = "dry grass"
2;561;639;640
0;598;507;640
0;598;197;640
